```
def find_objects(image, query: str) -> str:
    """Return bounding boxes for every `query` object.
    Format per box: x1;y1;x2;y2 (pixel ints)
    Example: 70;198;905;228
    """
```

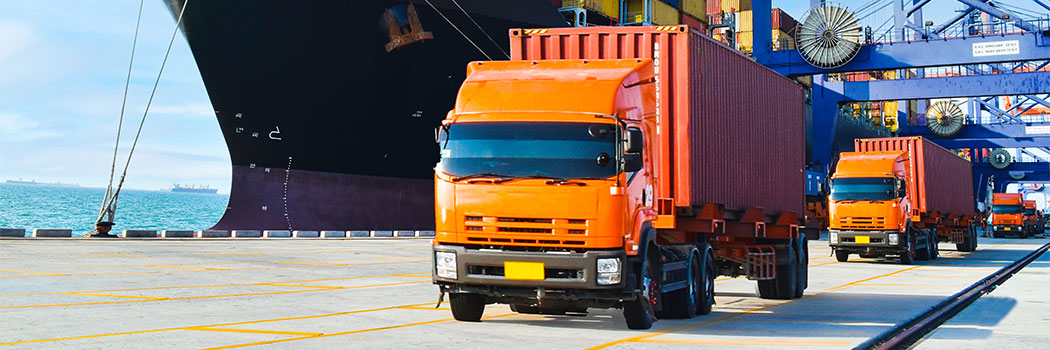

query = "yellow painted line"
255;283;342;289
855;283;965;287
58;292;167;300
396;306;452;311
634;339;850;346
0;270;68;276
185;327;323;336
0;280;428;310
891;275;980;278
0;260;424;279
810;261;841;267
201;313;516;350
145;265;231;271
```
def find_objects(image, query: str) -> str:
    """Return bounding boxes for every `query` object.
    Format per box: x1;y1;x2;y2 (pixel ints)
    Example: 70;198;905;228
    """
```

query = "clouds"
0;0;230;192
0;113;60;141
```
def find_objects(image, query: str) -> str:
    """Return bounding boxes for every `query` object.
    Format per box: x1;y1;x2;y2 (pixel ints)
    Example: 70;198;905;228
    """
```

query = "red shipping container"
679;12;706;32
510;26;805;216
854;137;975;216
771;8;798;33
707;0;721;15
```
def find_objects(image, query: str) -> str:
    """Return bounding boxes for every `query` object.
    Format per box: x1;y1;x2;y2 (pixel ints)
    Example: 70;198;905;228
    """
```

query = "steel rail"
854;241;1050;350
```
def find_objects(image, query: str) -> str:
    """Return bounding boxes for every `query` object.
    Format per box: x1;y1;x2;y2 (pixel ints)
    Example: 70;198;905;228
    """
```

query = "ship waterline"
165;0;567;230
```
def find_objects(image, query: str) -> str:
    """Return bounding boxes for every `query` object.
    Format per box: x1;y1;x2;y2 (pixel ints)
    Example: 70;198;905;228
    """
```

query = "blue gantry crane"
748;0;1050;214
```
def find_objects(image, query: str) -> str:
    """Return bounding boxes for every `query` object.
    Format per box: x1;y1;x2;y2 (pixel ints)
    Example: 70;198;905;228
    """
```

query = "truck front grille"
467;264;583;281
839;217;887;229
461;215;589;239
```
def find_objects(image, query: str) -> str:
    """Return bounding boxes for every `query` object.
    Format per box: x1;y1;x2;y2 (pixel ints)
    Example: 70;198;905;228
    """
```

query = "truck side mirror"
626;128;643;153
623;153;643;172
897;180;907;197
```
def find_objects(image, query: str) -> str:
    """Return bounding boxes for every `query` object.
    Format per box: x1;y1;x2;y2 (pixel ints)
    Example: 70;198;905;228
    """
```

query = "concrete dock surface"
1;236;1048;349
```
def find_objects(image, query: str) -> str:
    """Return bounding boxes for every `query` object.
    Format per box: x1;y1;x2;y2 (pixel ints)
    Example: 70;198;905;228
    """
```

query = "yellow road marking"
58;292;167;300
396;306;452;311
855;283;966;286
255;283;342;289
0;259;425;279
184;327;323;336
634;339;850;346
0;270;68;276
145;265;230;271
0;280;428;310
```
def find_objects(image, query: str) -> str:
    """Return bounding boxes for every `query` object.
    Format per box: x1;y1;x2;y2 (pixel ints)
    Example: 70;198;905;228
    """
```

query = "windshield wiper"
542;176;608;186
451;172;513;182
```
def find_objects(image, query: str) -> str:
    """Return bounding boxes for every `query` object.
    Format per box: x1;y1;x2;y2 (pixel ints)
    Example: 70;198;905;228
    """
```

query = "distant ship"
171;184;219;194
5;179;81;187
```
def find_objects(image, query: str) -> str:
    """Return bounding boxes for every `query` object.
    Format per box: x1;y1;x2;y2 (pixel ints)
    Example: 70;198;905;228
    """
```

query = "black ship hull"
165;0;566;230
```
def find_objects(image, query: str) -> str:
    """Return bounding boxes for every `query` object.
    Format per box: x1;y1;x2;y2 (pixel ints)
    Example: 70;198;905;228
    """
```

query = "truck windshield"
1025;208;1036;215
829;177;895;201
993;205;1024;214
437;122;618;179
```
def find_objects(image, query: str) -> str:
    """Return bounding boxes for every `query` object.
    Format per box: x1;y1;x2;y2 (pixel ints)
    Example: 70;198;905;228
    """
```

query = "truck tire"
900;237;915;265
835;249;849;262
957;226;973;252
794;238;808;298
916;231;931;261
970;227;980;251
449;293;486;322
697;251;715;316
664;252;701;319
510;304;539;314
623;249;659;329
757;239;797;300
929;231;939;259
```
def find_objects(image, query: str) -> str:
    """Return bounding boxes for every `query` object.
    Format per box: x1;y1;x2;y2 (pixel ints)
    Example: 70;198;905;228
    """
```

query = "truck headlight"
596;258;621;285
829;231;838;244
435;251;457;279
888;233;899;246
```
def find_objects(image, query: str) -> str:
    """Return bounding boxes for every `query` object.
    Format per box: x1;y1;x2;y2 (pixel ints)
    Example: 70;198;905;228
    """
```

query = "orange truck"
1024;200;1039;237
991;193;1025;238
431;26;807;329
828;137;978;264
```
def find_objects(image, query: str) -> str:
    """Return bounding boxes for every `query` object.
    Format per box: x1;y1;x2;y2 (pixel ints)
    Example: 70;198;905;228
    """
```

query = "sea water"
0;183;228;236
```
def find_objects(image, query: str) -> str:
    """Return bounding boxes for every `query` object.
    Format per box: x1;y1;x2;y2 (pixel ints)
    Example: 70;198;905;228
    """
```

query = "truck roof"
992;193;1023;204
453;59;653;120
833;151;905;178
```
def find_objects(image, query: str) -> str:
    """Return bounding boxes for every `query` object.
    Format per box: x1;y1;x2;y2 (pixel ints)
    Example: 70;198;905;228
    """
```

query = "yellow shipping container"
772;29;794;50
736;31;753;53
680;0;707;18
561;0;620;19
653;0;680;25
721;0;751;13
737;10;753;32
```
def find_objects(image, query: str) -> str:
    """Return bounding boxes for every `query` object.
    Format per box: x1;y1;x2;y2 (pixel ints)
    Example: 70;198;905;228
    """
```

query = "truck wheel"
623;251;659;329
929;231;939;259
696;251;715;316
916;231;931;261
970;227;980;251
956;227;972;252
835;249;849;262
757;240;797;300
794;238;808;298
510;304;539;314
449;293;486;322
664;254;701;319
900;237;915;265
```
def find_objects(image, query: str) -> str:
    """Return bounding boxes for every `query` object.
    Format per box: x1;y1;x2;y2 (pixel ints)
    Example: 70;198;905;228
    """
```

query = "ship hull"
166;0;566;230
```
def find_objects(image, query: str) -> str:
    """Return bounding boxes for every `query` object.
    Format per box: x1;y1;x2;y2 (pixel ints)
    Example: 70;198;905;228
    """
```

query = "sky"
0;1;1046;195
0;1;227;192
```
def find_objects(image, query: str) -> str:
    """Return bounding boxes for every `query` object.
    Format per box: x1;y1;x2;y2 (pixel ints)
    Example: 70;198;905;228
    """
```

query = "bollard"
0;228;26;237
322;230;346;238
32;229;72;237
232;230;262;238
198;230;231;238
122;230;158;238
292;230;320;238
372;230;395;237
263;230;292;238
162;230;195;238
348;230;371;238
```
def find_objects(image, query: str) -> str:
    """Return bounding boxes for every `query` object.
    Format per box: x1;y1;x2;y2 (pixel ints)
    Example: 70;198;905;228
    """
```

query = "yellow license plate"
855;235;870;244
1005;227;1012;231
504;261;545;280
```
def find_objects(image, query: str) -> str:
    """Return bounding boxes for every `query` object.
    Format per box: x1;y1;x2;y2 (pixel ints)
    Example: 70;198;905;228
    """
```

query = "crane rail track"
855;241;1050;350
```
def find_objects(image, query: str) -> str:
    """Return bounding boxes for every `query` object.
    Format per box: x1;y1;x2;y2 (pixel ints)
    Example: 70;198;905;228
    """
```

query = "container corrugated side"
854;137;975;216
681;0;707;18
510;26;805;216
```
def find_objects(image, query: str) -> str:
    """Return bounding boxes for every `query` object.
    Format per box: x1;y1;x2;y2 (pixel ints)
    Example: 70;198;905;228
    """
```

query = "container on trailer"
509;25;805;216
854;137;975;216
680;12;705;31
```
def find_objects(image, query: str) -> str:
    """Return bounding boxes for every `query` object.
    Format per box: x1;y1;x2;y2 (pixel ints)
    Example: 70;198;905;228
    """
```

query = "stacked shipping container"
510;26;805;215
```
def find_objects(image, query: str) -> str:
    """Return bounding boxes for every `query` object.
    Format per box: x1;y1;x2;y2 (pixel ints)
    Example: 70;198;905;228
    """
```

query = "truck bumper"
432;245;632;306
829;230;905;255
991;225;1023;236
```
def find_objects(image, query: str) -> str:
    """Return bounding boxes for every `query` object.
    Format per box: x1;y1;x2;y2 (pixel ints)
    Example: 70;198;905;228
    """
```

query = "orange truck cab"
991;193;1025;238
431;26;808;330
828;137;977;264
